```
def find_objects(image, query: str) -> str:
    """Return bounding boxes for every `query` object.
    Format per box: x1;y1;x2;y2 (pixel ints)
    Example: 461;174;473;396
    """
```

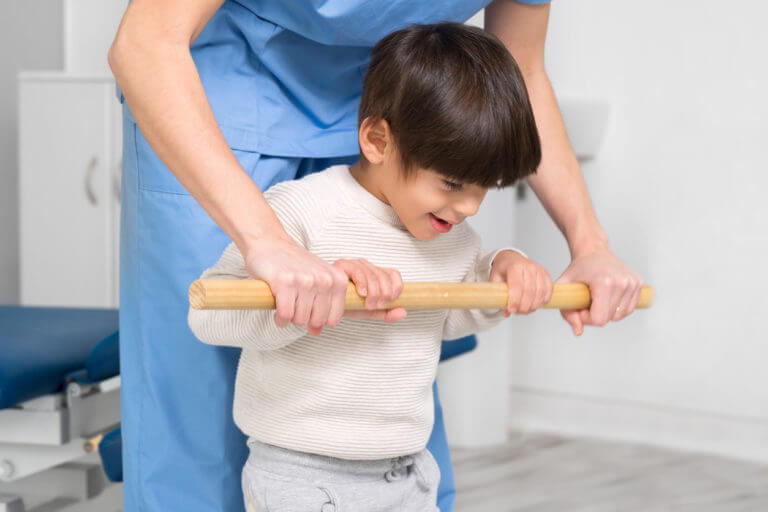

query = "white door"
19;76;117;308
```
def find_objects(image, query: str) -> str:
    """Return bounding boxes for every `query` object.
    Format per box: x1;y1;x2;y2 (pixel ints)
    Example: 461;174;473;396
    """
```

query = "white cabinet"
19;73;121;308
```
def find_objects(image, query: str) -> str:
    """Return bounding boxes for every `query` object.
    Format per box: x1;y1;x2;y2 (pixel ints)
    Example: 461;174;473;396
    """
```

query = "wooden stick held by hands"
189;280;654;311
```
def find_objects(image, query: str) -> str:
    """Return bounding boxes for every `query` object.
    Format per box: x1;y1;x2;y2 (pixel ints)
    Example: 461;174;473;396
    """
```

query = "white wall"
508;1;768;462
0;1;63;304
63;0;125;74
0;1;123;305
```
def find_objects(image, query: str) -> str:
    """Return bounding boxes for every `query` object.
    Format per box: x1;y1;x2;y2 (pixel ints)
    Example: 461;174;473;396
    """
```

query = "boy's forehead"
416;167;492;188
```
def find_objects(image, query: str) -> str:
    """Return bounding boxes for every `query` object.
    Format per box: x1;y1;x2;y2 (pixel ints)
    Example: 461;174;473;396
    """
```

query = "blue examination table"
0;304;476;510
0;305;121;511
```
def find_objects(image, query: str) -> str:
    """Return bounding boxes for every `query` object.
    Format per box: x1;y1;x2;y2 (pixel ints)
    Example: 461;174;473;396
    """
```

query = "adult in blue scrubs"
110;1;644;511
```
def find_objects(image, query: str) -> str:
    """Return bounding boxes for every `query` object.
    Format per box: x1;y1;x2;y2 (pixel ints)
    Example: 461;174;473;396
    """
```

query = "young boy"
188;22;553;512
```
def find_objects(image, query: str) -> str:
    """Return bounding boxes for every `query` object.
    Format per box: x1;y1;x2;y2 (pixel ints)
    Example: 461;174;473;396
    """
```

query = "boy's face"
354;118;490;240
384;166;489;241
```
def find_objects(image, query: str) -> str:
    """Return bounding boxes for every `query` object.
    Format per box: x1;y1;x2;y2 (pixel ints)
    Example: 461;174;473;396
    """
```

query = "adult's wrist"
237;223;292;257
567;221;611;260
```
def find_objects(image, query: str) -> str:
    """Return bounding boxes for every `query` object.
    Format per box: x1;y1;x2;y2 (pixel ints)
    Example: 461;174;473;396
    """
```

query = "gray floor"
451;433;768;512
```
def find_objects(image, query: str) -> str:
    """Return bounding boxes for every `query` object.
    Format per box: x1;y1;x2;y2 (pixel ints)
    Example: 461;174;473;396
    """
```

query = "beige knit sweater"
188;165;515;460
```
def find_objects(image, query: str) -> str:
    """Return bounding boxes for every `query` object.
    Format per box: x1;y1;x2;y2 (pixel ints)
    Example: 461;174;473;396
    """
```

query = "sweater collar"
331;165;407;230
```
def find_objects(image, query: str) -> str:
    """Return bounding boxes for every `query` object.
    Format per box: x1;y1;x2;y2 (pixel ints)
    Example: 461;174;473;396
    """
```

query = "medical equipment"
0;306;121;512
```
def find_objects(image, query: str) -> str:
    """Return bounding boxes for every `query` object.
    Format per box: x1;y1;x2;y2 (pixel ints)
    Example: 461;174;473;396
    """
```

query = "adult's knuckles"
273;271;297;288
295;273;315;289
599;275;614;288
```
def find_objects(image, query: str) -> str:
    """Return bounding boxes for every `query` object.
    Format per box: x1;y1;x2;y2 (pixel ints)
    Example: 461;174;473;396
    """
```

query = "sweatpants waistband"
245;437;423;484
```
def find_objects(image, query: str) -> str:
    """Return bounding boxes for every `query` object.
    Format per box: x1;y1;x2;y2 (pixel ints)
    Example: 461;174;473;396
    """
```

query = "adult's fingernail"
359;288;367;296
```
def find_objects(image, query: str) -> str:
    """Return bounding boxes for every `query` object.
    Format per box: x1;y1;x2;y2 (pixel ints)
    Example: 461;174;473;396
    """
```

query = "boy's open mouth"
429;213;453;233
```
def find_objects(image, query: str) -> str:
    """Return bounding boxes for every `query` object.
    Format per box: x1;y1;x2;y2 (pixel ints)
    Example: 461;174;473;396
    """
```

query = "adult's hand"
486;1;644;336
556;246;644;336
243;235;350;337
111;0;360;337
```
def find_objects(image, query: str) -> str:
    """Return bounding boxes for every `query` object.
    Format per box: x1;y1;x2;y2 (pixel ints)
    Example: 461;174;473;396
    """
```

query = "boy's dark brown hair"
358;22;541;188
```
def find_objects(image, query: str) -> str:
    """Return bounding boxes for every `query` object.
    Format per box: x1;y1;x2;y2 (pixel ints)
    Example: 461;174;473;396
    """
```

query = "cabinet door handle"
84;156;98;206
113;158;122;203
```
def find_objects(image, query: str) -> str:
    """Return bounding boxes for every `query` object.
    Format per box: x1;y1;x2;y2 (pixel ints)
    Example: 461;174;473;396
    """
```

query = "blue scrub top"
119;0;549;158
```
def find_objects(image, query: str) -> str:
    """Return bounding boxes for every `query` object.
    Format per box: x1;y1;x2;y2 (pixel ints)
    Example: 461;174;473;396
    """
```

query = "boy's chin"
407;224;441;241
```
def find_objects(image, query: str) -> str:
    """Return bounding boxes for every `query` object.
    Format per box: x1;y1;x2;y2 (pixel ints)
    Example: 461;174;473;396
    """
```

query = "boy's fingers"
492;269;507;316
360;264;380;309
528;267;539;313
348;265;368;297
364;261;393;308
375;269;392;309
344;310;384;320
344;307;407;322
352;260;377;308
532;273;543;310
535;272;549;310
518;266;534;314
544;272;554;305
388;269;404;300
384;307;407;322
360;259;388;309
506;269;522;315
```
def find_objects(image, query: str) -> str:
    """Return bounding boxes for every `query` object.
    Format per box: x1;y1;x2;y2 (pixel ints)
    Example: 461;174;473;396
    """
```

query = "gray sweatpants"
242;438;441;511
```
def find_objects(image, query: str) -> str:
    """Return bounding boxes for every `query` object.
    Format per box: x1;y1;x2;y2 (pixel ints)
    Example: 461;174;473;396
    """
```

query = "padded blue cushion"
86;331;120;381
99;427;123;482
439;335;478;362
0;306;118;408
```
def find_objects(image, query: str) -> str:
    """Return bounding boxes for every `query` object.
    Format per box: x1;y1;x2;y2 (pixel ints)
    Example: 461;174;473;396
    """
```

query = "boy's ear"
358;117;392;165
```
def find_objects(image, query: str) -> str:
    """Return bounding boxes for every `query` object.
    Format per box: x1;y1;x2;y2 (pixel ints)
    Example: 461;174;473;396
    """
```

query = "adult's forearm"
522;70;610;258
108;23;285;255
485;0;608;258
486;1;643;328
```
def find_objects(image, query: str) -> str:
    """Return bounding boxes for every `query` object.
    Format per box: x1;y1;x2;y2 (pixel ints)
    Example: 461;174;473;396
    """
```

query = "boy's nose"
454;197;481;218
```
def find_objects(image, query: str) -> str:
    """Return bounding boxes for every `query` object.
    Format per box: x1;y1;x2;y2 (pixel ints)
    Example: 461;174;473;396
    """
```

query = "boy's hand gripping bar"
189;280;654;311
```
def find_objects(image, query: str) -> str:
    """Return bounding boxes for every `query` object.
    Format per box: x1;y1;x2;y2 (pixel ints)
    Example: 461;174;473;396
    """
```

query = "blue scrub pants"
119;108;457;511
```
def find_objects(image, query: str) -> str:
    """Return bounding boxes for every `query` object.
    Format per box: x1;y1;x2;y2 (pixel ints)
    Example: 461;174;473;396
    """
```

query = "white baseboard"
508;387;768;465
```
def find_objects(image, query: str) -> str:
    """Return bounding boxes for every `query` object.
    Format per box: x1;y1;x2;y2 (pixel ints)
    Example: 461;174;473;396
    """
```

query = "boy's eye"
442;180;463;191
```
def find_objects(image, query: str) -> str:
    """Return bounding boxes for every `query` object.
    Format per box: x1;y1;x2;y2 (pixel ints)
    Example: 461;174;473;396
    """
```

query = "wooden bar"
189;280;655;311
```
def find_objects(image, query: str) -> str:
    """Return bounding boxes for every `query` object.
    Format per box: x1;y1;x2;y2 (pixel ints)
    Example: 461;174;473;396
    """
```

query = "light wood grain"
189;280;655;311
